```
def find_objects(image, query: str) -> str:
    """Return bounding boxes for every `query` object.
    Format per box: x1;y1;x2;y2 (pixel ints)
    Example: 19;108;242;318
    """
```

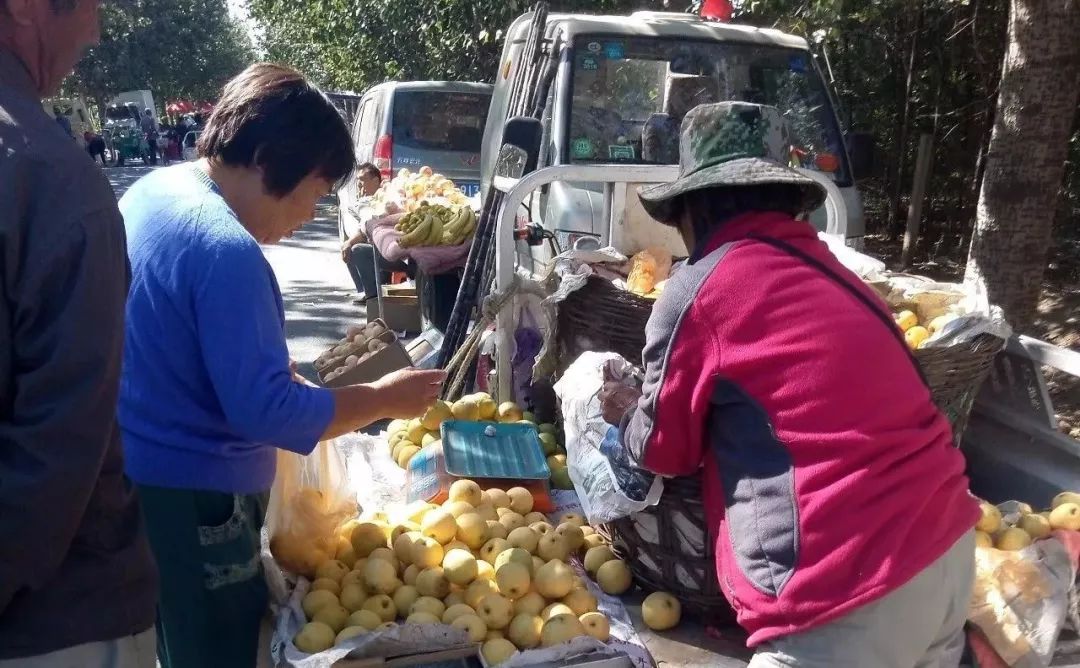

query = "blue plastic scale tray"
439;420;550;480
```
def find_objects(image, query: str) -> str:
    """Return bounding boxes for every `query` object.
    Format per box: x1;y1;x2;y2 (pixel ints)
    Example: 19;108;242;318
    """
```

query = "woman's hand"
599;381;642;426
371;368;447;419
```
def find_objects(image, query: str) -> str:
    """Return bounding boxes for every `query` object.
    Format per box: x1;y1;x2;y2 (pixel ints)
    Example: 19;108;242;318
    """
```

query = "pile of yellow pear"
974;491;1080;551
291;479;665;664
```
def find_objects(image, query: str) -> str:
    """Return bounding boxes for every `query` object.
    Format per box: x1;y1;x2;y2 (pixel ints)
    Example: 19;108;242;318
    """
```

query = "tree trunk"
963;0;1080;330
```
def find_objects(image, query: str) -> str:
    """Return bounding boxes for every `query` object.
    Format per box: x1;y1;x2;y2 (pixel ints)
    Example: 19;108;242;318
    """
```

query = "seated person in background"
602;102;978;668
341;162;411;304
641;74;720;164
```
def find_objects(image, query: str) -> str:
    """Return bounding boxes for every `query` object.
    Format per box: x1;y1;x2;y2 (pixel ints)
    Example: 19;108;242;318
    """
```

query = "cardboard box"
316;319;413;387
367;285;423;333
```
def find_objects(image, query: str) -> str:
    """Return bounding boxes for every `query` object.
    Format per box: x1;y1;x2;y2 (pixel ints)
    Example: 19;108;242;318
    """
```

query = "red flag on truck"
700;0;733;21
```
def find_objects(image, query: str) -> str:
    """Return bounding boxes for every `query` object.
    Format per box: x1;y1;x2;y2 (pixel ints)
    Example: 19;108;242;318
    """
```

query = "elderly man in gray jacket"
0;1;158;666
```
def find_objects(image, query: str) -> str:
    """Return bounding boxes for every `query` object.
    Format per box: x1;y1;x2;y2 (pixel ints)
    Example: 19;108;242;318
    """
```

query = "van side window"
353;99;371;145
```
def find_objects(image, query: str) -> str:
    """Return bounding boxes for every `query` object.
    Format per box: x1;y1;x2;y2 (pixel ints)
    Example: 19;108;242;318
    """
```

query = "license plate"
458;182;481;197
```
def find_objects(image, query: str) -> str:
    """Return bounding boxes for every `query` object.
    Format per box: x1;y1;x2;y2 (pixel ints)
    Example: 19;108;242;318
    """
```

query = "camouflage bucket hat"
638;101;826;224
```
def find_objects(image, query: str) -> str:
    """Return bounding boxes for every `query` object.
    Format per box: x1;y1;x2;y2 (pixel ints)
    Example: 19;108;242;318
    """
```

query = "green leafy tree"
64;0;253;122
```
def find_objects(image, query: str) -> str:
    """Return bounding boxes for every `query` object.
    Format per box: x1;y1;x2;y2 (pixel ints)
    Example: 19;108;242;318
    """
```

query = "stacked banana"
396;203;477;248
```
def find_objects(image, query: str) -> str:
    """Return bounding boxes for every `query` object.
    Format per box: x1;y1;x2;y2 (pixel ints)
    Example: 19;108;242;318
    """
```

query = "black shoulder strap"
746;233;931;389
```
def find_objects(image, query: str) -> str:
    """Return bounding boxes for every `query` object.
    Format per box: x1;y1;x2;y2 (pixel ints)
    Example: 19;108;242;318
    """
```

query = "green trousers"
137;485;270;668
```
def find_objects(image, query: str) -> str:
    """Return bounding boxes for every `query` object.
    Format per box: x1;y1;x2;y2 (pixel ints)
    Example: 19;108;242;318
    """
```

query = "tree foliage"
63;0;253;118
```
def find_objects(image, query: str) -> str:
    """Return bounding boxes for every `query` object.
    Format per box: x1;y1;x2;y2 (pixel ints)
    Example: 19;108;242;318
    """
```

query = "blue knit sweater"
118;164;334;493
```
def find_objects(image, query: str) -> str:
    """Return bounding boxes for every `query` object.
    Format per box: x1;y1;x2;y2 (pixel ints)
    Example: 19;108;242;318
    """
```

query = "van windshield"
567;36;849;184
392;91;490;153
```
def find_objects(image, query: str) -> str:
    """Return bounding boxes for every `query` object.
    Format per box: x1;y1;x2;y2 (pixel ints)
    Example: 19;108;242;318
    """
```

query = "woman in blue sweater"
117;64;444;668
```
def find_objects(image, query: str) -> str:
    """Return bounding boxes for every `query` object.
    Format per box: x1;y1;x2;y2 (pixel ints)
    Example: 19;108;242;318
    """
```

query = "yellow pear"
497;402;524;423
313;604;350;633
406;611;441;625
537;533;570;562
974;531;993;548
477;592;514;630
456;513;489;550
486;629;505;641
475;560;496;582
582;534;606;551
534;560;574;599
340;583;368;612
486;521;509;540
1051;491;1080;509
1018;513;1053;539
641;591;681;630
421;400;452;430
514;591;546;617
562;588;598;616
975;502;1002;534
421;509;458;544
443;549;479;587
579;612;610;642
367;547;399;571
495;562;531;600
415;567;451;599
410;595;446;619
336;540;357;569
376;622;397;631
452;613;489;643
584;545;617;576
507;613;543;650
442;603;477;625
506;487;534;515
555;523;585;552
294;621;336;654
995;527;1032;551
474;393;498;421
443;501;475;519
540;613;586;648
406;419;426;444
465;578;499;609
362;558;399;595
444;540;471;554
1049;502;1080;531
480;538;510;565
541;603;575;622
894;310;918;332
530;522;554;536
481;638;518;665
451;398;481;421
396;445;421;469
449;479;484;506
346;609;382;631
392;532;416;565
524;512;547;525
389;585;419;617
402;564;421;586
506;527;540;554
484;488;511;509
334;625;365;647
531;556;545;574
494;547;533;575
444;591;466;608
311;578;341;596
351;522;389;558
341;570;365;590
596;559;633;595
315;559;351;583
499;512;527;533
302;590;339;619
475;502;499;522
557;512;586;528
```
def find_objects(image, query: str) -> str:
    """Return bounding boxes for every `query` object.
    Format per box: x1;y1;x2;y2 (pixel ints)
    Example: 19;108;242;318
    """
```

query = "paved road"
107;165;360;382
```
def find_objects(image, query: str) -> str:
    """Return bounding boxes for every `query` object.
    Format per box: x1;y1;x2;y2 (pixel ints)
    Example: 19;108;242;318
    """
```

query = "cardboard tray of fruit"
314;320;412;387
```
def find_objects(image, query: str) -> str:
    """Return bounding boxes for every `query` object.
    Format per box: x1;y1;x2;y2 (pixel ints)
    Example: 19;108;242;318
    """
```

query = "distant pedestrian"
0;1;159;666
53;104;74;138
85;129;107;165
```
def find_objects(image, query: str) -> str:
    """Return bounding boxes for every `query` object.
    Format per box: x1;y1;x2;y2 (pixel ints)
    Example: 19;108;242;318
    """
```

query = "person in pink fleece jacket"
602;102;979;667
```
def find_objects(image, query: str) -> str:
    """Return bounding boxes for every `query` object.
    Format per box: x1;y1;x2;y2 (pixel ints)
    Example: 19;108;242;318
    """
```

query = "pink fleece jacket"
619;212;980;646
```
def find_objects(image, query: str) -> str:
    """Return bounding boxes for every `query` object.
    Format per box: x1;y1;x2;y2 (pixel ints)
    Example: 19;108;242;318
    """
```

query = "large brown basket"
557;274;1004;619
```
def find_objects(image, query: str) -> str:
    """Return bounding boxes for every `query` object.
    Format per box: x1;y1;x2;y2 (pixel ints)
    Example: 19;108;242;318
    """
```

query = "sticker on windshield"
581;56;599;72
788;55;807;72
571;138;595;159
603;42;625;60
608;144;635;160
587;41;602;54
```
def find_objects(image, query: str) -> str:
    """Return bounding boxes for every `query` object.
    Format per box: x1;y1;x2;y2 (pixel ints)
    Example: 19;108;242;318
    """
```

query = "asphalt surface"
107;164;360;383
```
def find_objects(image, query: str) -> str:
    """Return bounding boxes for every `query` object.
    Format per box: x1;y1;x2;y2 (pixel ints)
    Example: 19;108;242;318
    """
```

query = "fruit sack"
821;235;1012;349
366;211;473;276
553;351;663;525
266;437;358;581
967;526;1080;668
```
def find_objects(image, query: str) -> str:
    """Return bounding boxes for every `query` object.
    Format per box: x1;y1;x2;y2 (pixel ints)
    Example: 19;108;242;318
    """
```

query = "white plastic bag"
554;351;664;524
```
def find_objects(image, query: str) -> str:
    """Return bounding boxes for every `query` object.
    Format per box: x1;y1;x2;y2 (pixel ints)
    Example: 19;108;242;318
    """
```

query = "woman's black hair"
679;183;816;245
197;63;355;197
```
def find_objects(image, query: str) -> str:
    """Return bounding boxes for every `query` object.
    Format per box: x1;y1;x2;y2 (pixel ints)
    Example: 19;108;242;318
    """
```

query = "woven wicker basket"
557;274;1004;619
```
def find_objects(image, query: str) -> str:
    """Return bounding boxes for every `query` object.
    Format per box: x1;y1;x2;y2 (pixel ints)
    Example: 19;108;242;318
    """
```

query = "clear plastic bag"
266;438;357;579
554;351;664;524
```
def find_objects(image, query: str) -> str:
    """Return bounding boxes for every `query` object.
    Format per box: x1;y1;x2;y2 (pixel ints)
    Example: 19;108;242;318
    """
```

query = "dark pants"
86;138;106;165
345;243;409;299
137;485;269;668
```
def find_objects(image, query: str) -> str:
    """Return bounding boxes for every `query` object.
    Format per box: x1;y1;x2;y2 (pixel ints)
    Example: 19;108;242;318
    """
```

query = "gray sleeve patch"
622;242;740;466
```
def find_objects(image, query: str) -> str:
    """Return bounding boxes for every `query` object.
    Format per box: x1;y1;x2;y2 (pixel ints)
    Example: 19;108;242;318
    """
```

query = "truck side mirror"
494;116;542;180
845;131;874;181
